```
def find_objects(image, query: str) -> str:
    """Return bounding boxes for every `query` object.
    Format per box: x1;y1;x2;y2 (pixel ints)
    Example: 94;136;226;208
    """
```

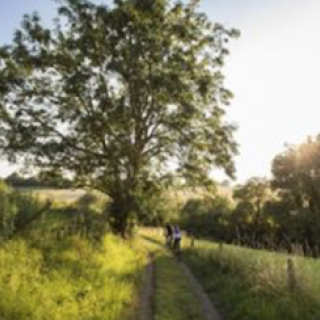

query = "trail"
138;235;223;320
180;261;223;320
138;255;155;320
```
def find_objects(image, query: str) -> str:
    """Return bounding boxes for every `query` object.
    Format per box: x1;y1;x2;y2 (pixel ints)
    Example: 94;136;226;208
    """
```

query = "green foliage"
180;195;233;238
0;234;145;320
270;135;320;253
133;184;188;226
272;135;320;212
0;0;239;235
177;173;320;255
232;178;276;246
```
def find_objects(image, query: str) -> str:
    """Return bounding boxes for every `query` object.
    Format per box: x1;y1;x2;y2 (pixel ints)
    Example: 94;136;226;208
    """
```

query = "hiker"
164;223;173;248
172;224;182;251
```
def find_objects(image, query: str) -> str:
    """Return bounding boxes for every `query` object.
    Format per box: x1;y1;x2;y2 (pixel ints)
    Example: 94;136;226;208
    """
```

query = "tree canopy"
0;0;239;235
272;135;320;212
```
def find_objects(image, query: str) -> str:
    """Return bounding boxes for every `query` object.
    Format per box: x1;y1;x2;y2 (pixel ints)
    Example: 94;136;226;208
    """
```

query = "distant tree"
272;136;320;212
270;136;320;253
181;195;233;238
37;169;72;188
5;172;24;186
5;170;72;188
233;178;274;245
5;172;39;187
0;0;239;236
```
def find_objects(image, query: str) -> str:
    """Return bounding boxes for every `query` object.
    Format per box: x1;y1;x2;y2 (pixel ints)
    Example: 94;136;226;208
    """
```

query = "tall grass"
183;239;320;320
0;234;145;320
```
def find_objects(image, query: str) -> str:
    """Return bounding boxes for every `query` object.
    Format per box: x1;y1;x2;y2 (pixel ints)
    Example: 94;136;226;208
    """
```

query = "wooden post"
190;236;195;248
287;258;296;292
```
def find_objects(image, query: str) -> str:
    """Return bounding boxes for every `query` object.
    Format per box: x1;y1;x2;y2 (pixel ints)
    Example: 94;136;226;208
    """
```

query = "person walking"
164;223;173;248
172;225;182;260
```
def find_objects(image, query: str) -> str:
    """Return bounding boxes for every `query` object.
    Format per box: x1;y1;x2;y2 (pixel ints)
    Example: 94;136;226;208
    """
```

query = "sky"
0;0;320;182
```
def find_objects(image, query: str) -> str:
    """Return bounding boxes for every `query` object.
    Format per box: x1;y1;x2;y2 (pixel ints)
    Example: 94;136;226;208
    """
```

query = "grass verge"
182;239;320;320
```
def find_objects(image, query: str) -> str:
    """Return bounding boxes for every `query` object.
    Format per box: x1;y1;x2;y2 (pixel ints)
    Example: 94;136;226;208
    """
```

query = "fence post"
190;236;195;248
287;258;296;292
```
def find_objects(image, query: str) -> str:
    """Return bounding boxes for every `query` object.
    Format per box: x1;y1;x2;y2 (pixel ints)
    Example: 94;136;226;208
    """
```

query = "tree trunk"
108;192;137;238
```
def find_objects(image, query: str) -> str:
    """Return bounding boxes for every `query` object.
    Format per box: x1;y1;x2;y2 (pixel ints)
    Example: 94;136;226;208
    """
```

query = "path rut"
138;256;155;320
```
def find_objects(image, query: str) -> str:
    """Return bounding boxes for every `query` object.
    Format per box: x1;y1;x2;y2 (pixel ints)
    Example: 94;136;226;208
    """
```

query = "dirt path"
180;261;223;320
137;256;155;320
138;236;223;320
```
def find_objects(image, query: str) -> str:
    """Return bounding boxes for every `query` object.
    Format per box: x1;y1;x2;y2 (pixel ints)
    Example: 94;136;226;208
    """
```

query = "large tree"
0;0;238;235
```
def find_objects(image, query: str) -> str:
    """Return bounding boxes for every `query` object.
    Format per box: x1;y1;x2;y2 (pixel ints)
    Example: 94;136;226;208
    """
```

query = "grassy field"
6;221;320;320
182;238;320;320
16;188;87;204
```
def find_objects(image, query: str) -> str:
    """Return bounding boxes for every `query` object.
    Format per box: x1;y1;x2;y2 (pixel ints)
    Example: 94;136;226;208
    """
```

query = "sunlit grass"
0;234;145;320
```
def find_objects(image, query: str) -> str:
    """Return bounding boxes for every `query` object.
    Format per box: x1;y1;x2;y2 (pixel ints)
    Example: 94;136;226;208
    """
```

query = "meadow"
3;180;320;320
16;188;87;204
182;238;320;320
